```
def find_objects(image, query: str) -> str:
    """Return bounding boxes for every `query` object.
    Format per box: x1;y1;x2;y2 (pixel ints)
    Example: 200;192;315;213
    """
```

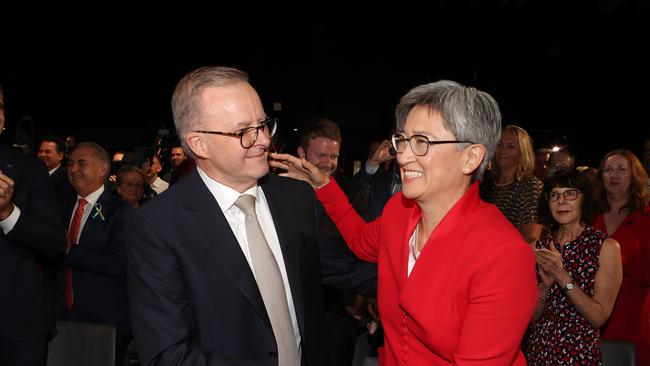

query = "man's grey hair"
71;141;110;178
171;66;250;159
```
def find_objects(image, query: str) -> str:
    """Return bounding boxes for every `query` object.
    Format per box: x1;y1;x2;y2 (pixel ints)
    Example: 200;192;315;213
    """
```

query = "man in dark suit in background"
126;66;330;365
56;141;132;366
36;135;76;212
297;118;377;365
0;82;66;365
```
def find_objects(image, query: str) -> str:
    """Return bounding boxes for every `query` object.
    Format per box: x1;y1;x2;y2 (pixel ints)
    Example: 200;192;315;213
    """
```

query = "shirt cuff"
0;204;21;234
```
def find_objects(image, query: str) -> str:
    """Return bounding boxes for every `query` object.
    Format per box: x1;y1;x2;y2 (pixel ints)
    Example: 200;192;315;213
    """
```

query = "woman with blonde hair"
480;125;544;244
115;164;147;208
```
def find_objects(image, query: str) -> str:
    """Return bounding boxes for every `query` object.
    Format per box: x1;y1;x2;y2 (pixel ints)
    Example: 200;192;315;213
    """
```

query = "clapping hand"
0;169;15;220
535;244;568;284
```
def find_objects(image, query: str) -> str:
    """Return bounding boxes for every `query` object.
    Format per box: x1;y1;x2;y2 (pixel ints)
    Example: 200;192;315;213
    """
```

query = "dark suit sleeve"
66;203;131;277
126;209;266;366
352;162;375;189
335;175;372;222
5;161;65;259
315;198;377;297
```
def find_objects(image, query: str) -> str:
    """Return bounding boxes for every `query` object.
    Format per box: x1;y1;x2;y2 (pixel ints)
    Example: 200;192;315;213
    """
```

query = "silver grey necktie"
234;194;300;366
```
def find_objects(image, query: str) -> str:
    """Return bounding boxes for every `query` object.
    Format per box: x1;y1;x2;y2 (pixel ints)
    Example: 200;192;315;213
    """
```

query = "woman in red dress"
592;149;650;365
271;80;538;365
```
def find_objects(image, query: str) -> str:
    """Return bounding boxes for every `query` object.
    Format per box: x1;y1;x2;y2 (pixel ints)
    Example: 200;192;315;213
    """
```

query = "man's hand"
368;139;395;168
0;170;15;220
269;152;330;189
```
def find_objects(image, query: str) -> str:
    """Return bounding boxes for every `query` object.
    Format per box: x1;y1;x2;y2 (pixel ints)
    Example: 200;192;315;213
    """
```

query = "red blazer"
316;181;537;365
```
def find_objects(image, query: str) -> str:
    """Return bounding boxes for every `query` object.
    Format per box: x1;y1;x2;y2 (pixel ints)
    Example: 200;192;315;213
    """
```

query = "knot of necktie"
234;194;256;217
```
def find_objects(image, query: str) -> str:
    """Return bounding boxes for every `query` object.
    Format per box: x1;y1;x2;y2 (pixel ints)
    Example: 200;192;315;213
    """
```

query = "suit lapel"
180;169;271;328
77;191;110;245
261;175;306;335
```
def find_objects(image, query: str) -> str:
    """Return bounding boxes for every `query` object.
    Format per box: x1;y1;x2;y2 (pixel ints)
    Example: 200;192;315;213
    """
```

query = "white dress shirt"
197;166;301;350
68;185;105;244
150;176;169;194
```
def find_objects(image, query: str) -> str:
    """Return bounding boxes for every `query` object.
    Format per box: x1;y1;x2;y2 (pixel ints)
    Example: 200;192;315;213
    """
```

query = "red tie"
65;198;87;310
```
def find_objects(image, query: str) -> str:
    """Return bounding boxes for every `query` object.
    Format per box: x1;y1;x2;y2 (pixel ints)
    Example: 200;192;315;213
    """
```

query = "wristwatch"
564;281;575;291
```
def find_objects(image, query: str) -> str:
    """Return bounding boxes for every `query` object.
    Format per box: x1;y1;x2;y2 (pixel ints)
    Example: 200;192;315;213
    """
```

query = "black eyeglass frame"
546;188;581;203
193;117;278;148
390;132;475;157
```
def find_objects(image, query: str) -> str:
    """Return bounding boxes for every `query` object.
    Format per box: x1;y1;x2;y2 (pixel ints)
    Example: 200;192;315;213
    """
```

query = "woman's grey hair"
171;66;250;159
395;80;501;180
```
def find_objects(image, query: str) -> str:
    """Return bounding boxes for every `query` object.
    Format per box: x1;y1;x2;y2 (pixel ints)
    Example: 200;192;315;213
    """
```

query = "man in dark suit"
36;135;76;212
297;118;378;365
126;66;330;365
0;82;66;365
56;141;132;366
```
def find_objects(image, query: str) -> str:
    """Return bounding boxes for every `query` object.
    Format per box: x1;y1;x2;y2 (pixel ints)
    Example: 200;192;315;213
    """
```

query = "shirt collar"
77;185;105;207
196;166;260;213
48;164;62;176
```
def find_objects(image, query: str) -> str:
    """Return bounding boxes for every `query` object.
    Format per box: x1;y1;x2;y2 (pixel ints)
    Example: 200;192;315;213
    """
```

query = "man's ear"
186;133;210;160
462;144;486;176
100;162;110;179
297;146;306;159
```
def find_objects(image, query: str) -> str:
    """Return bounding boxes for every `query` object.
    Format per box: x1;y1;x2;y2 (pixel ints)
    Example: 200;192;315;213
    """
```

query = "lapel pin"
93;203;106;221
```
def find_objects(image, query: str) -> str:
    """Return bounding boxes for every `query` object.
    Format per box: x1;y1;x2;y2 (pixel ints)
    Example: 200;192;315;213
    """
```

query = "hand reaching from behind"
368;139;395;168
269;152;330;189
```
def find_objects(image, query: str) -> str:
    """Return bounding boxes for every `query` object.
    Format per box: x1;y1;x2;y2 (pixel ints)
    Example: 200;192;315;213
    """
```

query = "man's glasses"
194;117;278;148
390;133;474;157
547;189;581;202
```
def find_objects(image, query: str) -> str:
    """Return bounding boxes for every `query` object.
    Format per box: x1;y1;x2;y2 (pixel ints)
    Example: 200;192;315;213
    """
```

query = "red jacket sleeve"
316;179;381;263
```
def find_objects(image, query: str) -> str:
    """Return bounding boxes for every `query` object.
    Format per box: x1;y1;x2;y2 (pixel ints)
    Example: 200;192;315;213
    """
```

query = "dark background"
1;1;649;171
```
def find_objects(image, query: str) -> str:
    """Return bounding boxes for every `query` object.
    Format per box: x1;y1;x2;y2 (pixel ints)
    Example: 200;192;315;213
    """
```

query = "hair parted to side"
40;135;66;153
116;164;146;186
596;149;650;215
71;142;111;178
394;80;501;180
493;125;536;182
298;118;342;151
171;66;250;159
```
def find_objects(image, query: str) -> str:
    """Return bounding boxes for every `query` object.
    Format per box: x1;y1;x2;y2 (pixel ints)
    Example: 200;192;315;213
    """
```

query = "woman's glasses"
547;189;580;202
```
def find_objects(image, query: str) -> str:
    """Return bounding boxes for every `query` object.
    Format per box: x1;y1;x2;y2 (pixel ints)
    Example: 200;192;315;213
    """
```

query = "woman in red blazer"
271;80;538;365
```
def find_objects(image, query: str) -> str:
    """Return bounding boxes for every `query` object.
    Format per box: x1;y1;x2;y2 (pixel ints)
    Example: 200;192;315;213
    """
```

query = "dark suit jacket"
126;168;329;366
0;144;65;340
56;190;132;334
48;165;75;216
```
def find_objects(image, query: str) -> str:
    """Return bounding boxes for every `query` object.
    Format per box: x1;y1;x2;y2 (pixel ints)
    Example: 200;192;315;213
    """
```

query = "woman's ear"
462;144;486;175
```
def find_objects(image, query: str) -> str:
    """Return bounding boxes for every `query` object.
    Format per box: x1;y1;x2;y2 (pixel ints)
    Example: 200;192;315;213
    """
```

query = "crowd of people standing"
1;70;649;366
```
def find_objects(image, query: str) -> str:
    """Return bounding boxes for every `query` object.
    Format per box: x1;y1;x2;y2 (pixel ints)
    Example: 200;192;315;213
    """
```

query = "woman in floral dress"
525;169;622;365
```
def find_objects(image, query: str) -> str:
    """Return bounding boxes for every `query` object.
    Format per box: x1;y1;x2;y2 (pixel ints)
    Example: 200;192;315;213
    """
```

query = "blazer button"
268;351;278;358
